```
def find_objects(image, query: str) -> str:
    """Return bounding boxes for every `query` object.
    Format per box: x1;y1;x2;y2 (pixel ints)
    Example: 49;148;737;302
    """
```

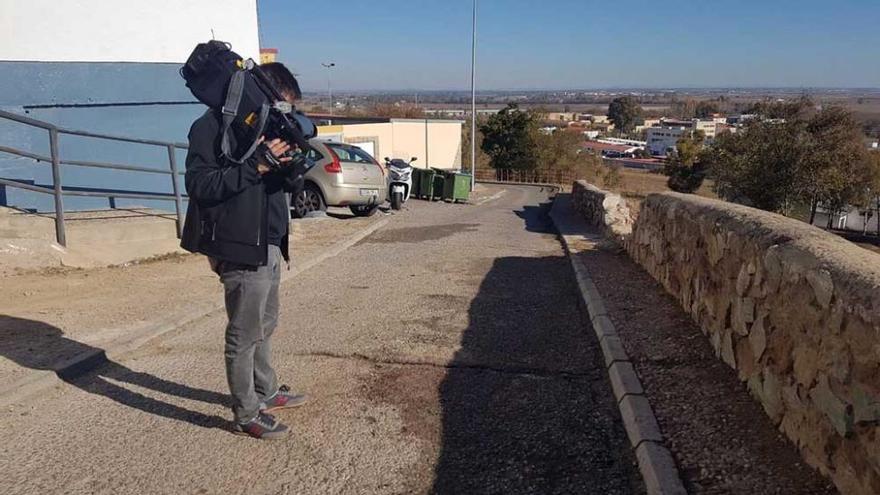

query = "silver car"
292;139;387;218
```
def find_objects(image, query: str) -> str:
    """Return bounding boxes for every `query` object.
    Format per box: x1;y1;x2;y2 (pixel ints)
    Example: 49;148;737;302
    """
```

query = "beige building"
317;119;462;169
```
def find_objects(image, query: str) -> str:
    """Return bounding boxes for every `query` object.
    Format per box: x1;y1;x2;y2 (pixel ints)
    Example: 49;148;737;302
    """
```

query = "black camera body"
180;40;316;173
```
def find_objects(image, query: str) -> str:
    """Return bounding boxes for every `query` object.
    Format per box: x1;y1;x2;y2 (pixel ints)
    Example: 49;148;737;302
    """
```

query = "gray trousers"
218;245;282;423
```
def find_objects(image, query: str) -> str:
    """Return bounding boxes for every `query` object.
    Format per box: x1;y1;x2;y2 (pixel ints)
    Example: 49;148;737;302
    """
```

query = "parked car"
291;139;387;218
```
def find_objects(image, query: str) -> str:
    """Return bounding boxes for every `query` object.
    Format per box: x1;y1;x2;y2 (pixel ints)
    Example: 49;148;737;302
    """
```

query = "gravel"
573;237;838;494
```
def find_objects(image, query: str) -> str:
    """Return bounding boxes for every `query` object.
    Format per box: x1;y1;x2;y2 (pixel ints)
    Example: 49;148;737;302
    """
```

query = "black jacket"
180;110;300;266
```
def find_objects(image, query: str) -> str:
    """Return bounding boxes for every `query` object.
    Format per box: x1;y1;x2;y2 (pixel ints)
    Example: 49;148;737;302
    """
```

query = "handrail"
0;109;188;148
0;178;184;202
0;109;191;246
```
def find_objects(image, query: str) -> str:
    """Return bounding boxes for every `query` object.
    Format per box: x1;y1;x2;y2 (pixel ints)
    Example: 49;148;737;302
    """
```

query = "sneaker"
261;385;308;412
234;412;289;440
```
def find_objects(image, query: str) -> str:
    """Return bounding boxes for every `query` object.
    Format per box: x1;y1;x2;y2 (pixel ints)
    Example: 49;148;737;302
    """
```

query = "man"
181;62;307;440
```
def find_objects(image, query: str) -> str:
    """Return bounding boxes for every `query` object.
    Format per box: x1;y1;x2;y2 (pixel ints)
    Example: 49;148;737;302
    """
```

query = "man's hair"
260;62;302;100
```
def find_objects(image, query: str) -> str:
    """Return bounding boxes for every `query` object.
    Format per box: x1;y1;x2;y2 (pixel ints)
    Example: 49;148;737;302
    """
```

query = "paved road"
0;185;640;495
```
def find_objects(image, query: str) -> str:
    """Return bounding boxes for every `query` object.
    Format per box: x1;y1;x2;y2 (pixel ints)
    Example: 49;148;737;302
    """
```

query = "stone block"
720;329;737;368
761;370;784;424
592;314;618;340
619;395;663;446
635;442;688;495
852;385;880;425
736;265;751;296
793;345;820;388
609;361;644;402
748;315;767;361
810;374;853;437
805;268;834;309
599;335;629;369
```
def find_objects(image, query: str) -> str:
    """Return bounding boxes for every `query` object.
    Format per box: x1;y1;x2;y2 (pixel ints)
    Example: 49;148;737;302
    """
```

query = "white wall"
0;0;259;63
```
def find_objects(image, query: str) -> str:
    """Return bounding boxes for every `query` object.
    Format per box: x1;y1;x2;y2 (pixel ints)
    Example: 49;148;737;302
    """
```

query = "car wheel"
391;191;403;210
349;204;379;217
291;183;325;218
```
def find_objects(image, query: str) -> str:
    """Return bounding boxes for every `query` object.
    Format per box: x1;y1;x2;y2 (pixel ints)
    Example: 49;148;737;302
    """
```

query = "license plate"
359;189;379;196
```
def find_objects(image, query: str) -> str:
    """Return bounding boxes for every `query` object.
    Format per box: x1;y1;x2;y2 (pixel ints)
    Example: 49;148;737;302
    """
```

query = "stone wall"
571;180;633;241
625;192;880;494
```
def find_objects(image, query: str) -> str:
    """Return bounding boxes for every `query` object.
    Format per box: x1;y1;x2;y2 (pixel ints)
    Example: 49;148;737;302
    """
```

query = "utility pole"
469;0;477;190
322;62;335;117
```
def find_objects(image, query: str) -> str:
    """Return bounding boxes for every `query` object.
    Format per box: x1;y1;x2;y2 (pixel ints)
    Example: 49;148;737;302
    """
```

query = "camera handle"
219;70;270;164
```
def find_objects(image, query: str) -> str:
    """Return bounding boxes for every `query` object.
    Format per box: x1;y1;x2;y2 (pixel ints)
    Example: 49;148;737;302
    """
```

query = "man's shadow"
1;314;229;429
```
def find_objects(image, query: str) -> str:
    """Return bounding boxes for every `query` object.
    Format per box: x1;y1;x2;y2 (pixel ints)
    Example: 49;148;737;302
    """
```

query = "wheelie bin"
411;166;422;200
418;168;436;200
442;171;472;203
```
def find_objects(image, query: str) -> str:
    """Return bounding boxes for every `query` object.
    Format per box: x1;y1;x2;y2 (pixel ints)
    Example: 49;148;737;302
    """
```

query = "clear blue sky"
257;0;880;91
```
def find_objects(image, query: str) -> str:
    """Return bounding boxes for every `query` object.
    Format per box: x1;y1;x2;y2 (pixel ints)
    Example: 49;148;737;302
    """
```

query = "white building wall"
646;127;687;156
0;0;260;63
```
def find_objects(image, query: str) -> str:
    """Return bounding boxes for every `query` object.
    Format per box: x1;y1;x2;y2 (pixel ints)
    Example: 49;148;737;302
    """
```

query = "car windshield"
326;143;375;164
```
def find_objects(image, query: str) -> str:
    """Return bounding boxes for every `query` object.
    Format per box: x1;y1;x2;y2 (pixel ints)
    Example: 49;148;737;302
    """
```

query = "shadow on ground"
0;315;229;429
514;200;555;233
430;197;640;494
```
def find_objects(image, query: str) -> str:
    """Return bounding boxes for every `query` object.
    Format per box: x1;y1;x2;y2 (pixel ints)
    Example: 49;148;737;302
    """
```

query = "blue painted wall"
0;62;207;212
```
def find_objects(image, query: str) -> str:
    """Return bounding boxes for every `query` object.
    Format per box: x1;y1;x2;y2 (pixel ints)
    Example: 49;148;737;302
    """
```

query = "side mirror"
410;157;418;162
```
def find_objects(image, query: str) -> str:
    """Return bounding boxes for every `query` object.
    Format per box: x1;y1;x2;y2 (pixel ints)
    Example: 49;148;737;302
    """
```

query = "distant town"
300;88;880;160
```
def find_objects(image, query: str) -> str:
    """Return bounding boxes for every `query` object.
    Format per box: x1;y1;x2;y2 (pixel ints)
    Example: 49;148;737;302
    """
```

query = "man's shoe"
234;412;289;440
261;385;308;412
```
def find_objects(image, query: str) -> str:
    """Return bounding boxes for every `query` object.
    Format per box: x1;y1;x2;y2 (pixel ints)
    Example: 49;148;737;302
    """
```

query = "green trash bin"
442;172;472;203
418;168;437;200
431;171;446;201
410;166;422;199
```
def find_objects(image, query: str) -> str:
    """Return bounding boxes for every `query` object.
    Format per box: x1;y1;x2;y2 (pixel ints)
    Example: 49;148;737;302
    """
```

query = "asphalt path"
0;185;641;495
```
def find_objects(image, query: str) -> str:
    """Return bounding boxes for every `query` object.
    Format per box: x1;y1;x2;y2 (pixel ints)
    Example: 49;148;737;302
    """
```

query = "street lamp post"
469;0;477;191
322;62;335;116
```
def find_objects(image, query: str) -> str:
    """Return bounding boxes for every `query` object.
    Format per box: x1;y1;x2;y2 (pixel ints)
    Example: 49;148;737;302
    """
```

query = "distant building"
644;118;722;156
546;112;577;122
646;126;689;156
812;204;879;233
259;48;278;64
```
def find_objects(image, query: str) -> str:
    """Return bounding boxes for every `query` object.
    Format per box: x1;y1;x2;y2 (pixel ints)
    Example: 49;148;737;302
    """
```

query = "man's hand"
257;137;294;175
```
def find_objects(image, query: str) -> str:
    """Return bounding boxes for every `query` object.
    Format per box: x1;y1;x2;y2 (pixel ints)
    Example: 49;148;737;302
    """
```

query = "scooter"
385;156;416;210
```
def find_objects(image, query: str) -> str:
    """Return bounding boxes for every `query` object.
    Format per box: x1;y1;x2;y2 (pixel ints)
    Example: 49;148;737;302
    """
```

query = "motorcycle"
385;156;416;210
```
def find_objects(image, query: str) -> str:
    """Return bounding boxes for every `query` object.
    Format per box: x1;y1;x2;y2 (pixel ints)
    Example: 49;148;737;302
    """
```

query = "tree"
694;100;720;119
607;96;643;134
479;104;540;171
703;119;808;214
703;104;880;221
801;106;871;225
664;131;707;193
746;96;814;120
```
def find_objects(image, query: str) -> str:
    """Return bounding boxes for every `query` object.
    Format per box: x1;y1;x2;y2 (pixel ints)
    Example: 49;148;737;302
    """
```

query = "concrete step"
0;207;184;272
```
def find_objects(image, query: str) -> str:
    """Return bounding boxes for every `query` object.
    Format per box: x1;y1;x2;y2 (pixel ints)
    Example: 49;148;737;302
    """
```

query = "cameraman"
181;62;307;440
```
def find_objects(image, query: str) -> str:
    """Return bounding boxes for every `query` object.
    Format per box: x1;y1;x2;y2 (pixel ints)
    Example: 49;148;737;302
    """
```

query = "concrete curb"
0;216;390;409
549;196;687;495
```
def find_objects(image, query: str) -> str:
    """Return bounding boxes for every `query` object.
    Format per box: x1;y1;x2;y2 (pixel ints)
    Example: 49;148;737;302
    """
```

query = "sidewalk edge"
0;216;389;409
549;195;687;495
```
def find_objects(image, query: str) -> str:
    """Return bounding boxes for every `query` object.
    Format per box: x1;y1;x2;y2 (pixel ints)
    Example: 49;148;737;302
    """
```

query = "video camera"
180;40;317;175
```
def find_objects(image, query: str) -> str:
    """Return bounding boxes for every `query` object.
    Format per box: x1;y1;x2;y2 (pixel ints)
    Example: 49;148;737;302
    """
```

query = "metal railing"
474;167;578;186
0;109;188;246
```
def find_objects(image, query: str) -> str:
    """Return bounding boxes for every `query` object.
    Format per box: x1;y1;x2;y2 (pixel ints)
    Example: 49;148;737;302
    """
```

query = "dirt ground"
0;211;384;385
